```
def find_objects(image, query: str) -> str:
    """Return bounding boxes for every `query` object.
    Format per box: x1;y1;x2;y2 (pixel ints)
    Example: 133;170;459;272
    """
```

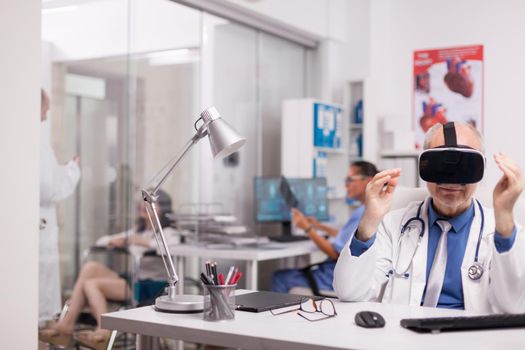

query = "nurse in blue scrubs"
272;161;377;294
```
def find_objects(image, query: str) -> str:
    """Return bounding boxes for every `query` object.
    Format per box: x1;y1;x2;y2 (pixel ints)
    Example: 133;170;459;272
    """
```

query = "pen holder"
203;283;237;321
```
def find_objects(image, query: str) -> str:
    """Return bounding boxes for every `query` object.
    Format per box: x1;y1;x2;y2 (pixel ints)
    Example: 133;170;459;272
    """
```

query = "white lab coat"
333;197;525;313
39;131;80;322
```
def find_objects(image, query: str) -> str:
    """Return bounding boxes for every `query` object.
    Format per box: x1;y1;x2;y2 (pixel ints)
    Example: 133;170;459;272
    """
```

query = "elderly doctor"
40;89;81;323
333;122;525;313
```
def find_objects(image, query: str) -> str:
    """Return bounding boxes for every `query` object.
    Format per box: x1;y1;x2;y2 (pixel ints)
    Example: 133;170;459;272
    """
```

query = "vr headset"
419;122;485;184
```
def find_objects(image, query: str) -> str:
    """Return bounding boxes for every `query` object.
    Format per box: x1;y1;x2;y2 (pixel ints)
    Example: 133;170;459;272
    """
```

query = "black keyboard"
269;235;310;242
401;313;525;333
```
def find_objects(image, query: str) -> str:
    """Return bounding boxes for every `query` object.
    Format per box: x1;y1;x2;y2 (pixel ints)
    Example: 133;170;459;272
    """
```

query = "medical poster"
413;45;483;148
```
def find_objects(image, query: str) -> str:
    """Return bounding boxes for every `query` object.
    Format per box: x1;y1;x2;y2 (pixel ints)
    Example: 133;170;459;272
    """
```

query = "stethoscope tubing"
390;199;485;280
473;199;485;263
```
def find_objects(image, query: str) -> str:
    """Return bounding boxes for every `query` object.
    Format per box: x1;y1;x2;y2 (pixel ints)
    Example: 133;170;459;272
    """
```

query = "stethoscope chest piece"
468;263;484;280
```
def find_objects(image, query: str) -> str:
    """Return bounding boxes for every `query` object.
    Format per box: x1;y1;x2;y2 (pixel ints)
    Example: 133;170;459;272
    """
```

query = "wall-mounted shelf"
345;81;364;160
380;149;420;186
380;149;419;158
348;154;363;159
327;190;347;200
315;147;346;155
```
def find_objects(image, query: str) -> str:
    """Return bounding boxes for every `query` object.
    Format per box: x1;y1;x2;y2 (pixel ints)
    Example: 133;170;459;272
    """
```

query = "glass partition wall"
41;0;308;333
55;54;201;287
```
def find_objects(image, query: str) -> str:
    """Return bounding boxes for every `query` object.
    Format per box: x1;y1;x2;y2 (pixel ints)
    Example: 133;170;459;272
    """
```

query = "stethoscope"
388;199;485;281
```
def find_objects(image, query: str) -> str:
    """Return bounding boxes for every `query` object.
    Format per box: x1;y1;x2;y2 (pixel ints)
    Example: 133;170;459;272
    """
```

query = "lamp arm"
149;132;202;196
143;200;178;283
140;120;211;295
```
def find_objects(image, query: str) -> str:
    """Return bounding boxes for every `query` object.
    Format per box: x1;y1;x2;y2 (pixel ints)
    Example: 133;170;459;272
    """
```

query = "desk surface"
101;295;525;350
168;240;318;261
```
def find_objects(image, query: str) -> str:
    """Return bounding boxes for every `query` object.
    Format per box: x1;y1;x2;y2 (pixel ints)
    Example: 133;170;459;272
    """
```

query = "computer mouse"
354;311;386;328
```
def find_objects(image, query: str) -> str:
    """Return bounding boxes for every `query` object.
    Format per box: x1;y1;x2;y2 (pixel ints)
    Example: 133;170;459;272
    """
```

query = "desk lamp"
141;106;246;312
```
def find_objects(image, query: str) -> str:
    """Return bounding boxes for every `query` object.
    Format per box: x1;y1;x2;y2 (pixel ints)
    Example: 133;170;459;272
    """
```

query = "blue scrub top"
332;205;365;254
312;205;365;291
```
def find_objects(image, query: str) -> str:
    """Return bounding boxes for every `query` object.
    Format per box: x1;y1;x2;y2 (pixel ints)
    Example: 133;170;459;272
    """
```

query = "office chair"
299;264;337;298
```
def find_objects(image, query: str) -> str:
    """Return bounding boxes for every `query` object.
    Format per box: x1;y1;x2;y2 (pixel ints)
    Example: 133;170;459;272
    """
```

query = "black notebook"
235;291;323;313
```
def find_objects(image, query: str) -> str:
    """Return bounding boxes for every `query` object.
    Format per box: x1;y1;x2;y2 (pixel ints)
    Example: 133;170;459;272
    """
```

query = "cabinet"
281;98;348;225
343;80;420;187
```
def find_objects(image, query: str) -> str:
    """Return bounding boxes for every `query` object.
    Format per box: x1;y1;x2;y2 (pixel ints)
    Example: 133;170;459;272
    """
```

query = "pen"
211;262;218;285
200;272;214;285
229;266;238;285
200;273;211;285
218;273;225;285
225;265;235;284
200;275;209;285
231;271;243;284
205;261;211;277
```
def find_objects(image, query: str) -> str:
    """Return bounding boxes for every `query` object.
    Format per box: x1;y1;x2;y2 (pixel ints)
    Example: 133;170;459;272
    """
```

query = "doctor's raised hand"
356;168;401;241
493;153;525;237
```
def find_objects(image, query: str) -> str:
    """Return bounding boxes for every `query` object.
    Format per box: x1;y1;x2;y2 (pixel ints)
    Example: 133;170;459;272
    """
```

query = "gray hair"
423;122;485;153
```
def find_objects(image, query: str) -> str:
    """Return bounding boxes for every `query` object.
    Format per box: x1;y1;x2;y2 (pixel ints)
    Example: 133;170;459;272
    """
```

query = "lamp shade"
200;107;246;159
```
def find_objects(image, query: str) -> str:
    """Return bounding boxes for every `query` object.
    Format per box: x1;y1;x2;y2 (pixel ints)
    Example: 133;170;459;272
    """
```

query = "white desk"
101;296;525;350
169;240;319;290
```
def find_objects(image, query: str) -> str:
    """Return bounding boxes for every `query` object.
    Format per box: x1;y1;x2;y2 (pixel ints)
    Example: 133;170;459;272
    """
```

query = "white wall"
362;0;391;163
345;0;371;80
368;0;525;187
0;0;40;347
42;0;200;61
225;0;355;101
225;0;334;39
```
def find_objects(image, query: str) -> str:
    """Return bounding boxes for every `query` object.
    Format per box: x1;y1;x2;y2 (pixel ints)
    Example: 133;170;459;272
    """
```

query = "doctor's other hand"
493;153;524;237
291;208;310;231
357;168;402;241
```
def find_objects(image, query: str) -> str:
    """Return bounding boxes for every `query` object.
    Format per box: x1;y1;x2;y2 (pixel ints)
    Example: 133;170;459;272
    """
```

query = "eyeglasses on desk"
270;297;337;322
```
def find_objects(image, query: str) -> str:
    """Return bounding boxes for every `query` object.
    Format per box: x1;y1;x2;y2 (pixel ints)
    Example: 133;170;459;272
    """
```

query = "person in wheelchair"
272;161;377;295
39;189;176;349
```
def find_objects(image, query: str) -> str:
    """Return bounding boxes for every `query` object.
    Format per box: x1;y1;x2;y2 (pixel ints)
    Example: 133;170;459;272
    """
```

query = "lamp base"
154;294;204;313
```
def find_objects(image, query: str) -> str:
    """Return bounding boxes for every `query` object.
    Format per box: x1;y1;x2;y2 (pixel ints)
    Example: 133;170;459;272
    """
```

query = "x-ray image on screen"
254;177;329;222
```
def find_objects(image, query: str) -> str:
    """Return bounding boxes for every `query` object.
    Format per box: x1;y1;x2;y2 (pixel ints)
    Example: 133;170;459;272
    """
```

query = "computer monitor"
254;177;329;224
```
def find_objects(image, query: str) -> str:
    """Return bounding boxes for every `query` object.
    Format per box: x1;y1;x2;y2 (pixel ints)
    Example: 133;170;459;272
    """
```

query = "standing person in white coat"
333;121;525;313
40;89;81;323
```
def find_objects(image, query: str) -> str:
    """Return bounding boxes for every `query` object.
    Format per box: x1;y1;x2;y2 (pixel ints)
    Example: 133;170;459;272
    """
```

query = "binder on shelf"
313;102;342;150
353;99;363;124
313;151;327;178
356;133;363;157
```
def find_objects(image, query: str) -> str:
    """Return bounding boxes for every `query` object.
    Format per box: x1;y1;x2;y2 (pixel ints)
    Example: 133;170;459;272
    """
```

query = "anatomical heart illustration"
420;98;448;133
444;57;474;98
